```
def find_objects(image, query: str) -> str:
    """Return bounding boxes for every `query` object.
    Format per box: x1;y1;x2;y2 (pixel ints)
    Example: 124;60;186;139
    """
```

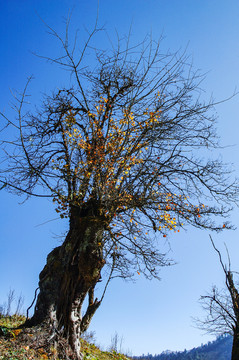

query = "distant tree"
109;331;124;353
196;236;239;360
0;290;24;316
0;19;238;359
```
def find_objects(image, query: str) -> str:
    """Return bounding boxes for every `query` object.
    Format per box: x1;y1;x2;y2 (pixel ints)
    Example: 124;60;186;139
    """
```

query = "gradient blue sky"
0;0;239;356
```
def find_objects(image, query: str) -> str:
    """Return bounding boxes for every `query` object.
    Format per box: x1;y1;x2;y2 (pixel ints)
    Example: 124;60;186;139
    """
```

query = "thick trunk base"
19;321;83;360
25;213;105;359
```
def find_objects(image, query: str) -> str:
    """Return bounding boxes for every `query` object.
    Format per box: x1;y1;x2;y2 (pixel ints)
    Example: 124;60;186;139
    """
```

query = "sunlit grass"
0;314;131;359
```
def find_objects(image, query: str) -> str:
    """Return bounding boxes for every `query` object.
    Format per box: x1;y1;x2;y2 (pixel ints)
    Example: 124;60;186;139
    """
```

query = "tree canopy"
1;27;237;279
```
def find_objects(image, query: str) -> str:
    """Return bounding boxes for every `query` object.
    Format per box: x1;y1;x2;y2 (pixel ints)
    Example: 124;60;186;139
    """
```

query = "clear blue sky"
0;0;239;356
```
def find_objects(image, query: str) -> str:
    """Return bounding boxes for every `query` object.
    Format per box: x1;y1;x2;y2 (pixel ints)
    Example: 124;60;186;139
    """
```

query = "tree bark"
231;329;239;360
26;206;106;359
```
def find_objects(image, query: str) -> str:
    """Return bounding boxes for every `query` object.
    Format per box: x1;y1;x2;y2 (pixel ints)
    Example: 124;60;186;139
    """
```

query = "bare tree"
6;289;15;316
109;331;124;353
196;236;239;360
0;19;238;359
15;293;24;315
0;289;24;316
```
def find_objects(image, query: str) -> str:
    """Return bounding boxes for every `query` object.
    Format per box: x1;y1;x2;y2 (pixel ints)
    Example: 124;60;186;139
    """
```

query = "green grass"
0;314;131;360
80;339;131;360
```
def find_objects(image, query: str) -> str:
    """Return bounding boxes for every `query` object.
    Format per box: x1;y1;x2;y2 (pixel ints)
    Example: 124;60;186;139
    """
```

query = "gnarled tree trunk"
26;206;106;359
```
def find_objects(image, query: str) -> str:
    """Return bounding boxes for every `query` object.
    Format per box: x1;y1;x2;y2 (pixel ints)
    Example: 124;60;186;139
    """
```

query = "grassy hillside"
1;314;232;360
0;314;131;360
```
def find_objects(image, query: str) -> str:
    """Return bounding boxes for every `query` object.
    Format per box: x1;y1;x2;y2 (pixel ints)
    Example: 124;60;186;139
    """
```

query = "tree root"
10;322;83;360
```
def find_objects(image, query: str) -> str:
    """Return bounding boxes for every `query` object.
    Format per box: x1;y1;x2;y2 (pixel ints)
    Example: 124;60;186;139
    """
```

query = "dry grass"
0;314;131;360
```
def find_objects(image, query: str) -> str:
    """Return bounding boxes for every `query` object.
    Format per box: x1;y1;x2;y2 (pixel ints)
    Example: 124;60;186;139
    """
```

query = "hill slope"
0;314;131;360
0;314;232;359
133;335;232;360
